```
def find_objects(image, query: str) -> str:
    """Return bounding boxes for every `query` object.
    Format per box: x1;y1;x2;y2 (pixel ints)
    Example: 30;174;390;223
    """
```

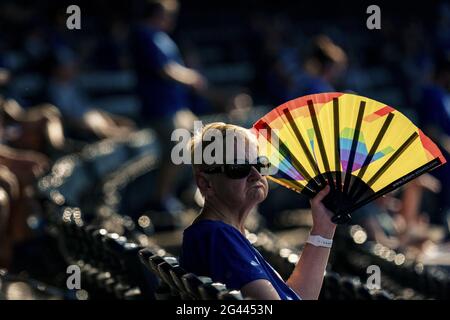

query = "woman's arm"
286;185;336;300
241;279;281;300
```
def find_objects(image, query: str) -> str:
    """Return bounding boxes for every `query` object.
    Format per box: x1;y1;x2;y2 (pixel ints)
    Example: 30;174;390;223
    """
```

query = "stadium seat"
339;277;358;300
198;282;227;300
157;259;180;293
148;255;179;300
82;140;131;179
320;271;341;300
169;265;191;299
355;284;373;300
372;290;394;300
181;273;213;300
218;290;244;300
138;248;157;270
149;255;167;278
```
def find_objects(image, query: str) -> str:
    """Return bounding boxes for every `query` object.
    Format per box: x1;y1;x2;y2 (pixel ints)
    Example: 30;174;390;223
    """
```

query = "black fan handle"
331;213;352;224
321;187;353;224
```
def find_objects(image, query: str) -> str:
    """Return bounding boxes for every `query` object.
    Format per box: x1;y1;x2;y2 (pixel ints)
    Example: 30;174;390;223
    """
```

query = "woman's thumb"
313;184;330;203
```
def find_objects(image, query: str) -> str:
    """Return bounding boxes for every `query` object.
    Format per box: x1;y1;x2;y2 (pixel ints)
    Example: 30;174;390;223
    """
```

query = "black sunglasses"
202;157;271;179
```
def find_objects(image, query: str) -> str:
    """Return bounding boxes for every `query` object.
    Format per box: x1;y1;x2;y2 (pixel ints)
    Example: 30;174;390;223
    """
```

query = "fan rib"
333;98;341;191
342;101;366;196
260;121;320;191
269;176;316;198
348;112;395;200
366;131;418;187
350;157;441;213
351;131;419;202
307;100;334;189
282;107;326;187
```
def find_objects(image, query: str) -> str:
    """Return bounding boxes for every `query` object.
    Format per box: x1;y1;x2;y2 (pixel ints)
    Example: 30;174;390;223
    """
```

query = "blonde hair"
189;122;258;173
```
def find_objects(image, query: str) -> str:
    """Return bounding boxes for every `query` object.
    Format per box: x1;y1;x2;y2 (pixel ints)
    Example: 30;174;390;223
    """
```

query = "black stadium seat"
372;290;394;300
147;255;180;300
102;234;157;299
149;255;167;278
218;290;244;300
339;277;358;300
138;248;157;270
355;284;373;300
169;266;190;299
157;259;181;296
320;271;341;300
181;273;213;300
198;282;227;300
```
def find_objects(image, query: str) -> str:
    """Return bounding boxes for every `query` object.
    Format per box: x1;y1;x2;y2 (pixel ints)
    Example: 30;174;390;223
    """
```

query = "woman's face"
207;165;269;209
195;130;269;210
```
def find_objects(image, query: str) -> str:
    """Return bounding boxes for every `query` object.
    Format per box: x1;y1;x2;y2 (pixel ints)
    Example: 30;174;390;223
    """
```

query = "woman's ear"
195;172;214;197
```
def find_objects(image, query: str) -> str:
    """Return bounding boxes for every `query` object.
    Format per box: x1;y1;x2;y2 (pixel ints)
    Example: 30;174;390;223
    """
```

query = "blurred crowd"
0;0;449;275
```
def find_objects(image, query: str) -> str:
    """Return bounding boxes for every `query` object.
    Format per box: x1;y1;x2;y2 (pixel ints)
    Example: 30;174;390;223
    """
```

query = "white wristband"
307;235;333;248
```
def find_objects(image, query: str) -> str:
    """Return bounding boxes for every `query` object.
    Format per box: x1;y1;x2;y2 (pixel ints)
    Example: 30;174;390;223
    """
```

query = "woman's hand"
310;185;336;239
287;185;337;299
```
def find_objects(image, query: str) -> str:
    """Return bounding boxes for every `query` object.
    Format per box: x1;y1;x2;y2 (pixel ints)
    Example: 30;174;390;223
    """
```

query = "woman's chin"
247;188;267;203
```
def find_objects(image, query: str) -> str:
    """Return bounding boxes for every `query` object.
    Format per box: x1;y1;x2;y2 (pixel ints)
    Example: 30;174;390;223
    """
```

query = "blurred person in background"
0;167;17;267
130;0;208;213
0;145;48;268
1;98;66;157
352;173;443;252
0;185;10;265
47;47;135;141
0;97;53;268
420;53;450;153
397;174;443;248
260;32;348;104
249;13;299;105
419;52;450;230
293;35;347;97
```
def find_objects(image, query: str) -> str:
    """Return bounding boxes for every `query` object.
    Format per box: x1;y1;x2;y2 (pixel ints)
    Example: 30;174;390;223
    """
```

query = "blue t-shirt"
180;220;301;300
421;84;450;135
48;80;90;120
130;24;188;119
292;72;334;98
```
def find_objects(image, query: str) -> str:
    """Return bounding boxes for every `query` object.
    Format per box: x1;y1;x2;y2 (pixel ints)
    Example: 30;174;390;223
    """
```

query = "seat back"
218;290;244;300
198;282;227;300
181;273;212;300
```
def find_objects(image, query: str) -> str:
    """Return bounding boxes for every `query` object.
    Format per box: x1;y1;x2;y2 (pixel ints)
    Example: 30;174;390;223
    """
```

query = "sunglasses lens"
256;157;270;175
225;164;252;179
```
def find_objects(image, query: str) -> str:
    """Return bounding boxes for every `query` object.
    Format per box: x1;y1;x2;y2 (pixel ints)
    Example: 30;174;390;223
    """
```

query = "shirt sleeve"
142;31;172;71
208;226;271;290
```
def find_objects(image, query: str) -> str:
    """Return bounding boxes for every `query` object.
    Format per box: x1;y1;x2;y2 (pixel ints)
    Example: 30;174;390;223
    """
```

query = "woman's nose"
248;166;262;181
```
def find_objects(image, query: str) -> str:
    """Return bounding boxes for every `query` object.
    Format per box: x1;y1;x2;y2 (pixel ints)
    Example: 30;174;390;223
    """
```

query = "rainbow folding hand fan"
252;92;447;224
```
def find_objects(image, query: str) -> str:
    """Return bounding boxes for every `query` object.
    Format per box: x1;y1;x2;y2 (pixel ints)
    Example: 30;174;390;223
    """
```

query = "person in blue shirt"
130;0;207;213
180;122;337;300
47;47;135;141
419;53;450;229
292;35;347;98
